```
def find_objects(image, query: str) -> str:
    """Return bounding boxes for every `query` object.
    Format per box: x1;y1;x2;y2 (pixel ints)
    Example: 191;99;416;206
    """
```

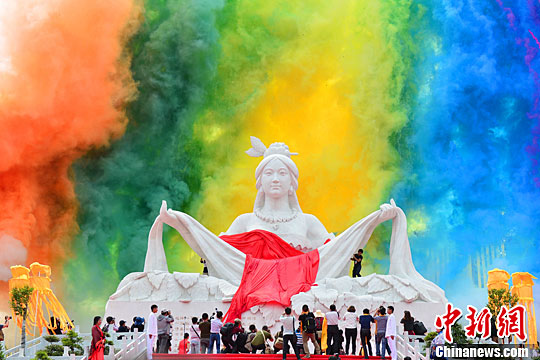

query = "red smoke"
0;0;140;288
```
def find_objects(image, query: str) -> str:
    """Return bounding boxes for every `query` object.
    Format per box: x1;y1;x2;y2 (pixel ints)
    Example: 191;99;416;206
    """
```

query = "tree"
61;330;84;355
487;288;519;343
449;322;473;345
424;323;472;351
32;350;51;360
43;334;63;356
9;286;34;356
487;288;519;319
0;342;6;360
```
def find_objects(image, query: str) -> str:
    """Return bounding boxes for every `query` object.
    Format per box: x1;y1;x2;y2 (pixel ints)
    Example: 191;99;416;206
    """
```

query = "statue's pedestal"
106;271;446;350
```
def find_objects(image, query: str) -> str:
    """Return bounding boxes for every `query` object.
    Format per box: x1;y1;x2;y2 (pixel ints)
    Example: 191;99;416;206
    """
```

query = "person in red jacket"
178;333;190;354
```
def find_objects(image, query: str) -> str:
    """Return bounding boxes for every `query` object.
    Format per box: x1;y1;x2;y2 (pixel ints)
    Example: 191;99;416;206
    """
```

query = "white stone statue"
142;136;445;302
107;136;446;344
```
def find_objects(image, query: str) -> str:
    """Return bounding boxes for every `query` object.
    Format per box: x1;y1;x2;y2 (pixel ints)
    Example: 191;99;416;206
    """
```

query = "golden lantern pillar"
8;263;72;336
510;272;537;346
487;268;510;290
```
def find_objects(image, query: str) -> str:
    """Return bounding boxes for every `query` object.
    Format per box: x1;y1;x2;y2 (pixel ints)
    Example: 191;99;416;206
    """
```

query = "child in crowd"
178;333;190;354
295;326;304;355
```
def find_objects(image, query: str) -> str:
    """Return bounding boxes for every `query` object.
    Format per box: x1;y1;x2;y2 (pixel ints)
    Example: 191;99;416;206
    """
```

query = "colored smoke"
190;0;419;276
391;0;540;307
0;235;27;281
2;0;540;326
0;0;139;305
64;0;224;318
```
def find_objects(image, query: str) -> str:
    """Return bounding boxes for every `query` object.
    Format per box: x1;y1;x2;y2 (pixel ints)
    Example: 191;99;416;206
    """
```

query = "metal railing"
396;333;429;360
111;331;146;360
4;329;146;360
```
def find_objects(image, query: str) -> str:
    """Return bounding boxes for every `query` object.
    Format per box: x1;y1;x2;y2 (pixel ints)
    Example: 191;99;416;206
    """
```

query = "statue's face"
261;158;292;199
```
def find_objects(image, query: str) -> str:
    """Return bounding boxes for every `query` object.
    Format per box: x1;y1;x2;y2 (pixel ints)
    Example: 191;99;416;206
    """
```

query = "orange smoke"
0;1;139;276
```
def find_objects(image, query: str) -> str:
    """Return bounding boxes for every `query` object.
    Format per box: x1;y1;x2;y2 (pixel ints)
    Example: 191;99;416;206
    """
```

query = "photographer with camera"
157;309;174;353
209;311;223;353
0;315;11;342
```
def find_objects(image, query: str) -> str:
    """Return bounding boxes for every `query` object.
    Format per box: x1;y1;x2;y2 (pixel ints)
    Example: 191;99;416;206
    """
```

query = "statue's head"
246;137;301;212
258;157;294;200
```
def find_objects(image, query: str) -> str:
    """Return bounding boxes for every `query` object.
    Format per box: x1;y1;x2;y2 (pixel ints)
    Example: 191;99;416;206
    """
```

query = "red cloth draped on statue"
219;230;319;322
220;229;305;259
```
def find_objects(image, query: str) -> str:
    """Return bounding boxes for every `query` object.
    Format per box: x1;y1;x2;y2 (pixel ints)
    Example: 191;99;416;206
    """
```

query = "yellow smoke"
190;0;412;267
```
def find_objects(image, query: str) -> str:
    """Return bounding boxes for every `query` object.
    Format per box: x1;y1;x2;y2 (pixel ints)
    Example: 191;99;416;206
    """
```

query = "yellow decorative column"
510;272;537;346
487;268;510;290
8;263;72;335
8;266;31;330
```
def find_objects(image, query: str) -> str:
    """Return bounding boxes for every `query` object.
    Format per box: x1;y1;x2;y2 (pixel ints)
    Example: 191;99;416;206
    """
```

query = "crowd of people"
87;249;431;359
112;303;427;360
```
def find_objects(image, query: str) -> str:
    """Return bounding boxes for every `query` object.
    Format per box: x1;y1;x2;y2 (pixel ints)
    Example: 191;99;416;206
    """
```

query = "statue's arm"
305;214;334;243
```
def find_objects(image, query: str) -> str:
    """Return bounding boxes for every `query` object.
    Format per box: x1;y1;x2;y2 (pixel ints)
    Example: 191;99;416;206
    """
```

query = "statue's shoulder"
234;212;255;222
302;213;323;225
225;212;257;234
302;213;331;237
228;213;255;232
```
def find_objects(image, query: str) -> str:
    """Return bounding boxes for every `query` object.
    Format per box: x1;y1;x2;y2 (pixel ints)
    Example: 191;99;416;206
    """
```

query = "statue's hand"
159;200;173;224
379;198;398;220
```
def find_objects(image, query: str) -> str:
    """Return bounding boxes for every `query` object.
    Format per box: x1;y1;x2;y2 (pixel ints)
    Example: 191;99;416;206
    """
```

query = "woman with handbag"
280;307;301;360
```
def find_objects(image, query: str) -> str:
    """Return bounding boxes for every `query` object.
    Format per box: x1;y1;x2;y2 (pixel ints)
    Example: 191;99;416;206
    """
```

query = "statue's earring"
288;186;294;195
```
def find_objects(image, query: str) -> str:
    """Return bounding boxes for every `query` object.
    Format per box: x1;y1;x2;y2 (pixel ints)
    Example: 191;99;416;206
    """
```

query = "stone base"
106;271;446;350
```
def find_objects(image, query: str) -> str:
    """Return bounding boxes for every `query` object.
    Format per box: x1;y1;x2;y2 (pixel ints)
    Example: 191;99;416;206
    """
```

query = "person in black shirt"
200;258;209;276
351;249;363;278
400;311;415;337
118;320;130;333
359;308;374;359
298;304;321;357
48;317;63;335
117;320;130;339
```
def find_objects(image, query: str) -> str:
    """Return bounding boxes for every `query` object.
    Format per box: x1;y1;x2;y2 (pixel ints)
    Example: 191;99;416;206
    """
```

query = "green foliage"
423;331;438;350
487;288;520;320
32;350;51;360
450;322;473;345
423;323;472;350
0;342;6;360
45;344;64;356
10;285;34;355
103;339;115;355
61;330;84;355
9;286;34;319
43;335;60;343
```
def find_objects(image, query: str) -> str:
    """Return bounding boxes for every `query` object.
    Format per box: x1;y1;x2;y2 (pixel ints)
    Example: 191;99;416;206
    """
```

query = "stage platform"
154;354;384;359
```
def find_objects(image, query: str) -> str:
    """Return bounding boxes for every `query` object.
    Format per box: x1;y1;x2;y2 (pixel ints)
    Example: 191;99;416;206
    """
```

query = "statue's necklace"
254;209;298;231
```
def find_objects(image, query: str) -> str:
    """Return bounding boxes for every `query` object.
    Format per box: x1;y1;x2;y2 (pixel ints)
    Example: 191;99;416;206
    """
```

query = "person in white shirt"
280;307;301;360
343;305;359;355
325;304;340;355
208;311;223;353
189;317;201;354
146;304;159;360
385;306;397;360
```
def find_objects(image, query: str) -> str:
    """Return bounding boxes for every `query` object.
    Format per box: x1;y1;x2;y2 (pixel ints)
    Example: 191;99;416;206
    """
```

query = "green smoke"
63;0;224;323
